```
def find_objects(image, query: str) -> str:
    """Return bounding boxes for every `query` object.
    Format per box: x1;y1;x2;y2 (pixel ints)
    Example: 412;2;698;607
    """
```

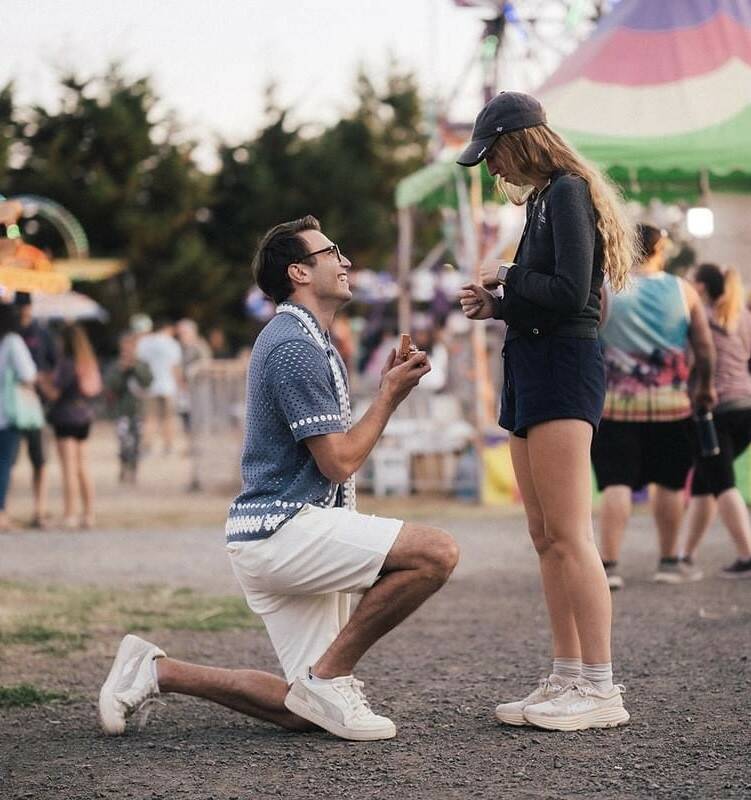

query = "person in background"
680;264;751;579
207;326;232;359
14;293;57;528
0;303;37;531
136;318;183;455
105;332;153;484
592;225;716;588
411;318;448;394
175;318;211;434
41;323;101;529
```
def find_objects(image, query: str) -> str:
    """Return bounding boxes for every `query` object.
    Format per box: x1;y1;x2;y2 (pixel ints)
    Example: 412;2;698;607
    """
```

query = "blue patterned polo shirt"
225;304;349;542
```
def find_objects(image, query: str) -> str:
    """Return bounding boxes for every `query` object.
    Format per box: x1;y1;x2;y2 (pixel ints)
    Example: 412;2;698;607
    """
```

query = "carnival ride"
0;194;123;311
397;0;617;428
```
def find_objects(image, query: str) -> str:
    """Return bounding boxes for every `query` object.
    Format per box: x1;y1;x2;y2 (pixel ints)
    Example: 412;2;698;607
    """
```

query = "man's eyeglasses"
302;243;342;264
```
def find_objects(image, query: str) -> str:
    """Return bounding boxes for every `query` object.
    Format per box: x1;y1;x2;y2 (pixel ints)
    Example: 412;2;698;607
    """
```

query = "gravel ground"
1;512;750;800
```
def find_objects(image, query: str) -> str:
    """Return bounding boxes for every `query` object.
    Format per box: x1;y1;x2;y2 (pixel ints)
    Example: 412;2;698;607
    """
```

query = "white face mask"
497;177;535;206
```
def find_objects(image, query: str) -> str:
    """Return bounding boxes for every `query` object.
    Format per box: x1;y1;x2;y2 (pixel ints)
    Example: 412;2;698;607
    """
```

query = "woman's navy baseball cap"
456;91;547;167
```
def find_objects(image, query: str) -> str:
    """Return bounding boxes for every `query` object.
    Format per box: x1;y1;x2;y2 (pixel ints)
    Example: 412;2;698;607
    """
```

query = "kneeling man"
99;215;459;741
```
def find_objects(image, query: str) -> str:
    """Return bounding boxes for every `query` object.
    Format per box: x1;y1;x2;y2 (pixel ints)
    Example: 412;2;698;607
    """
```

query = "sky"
2;0;584;167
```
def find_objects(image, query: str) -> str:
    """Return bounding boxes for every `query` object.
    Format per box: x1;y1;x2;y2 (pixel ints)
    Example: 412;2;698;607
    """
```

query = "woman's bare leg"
56;438;77;523
599;486;632;563
716;488;751;559
653;486;685;559
75;440;95;525
526;420;611;664
683;495;717;559
510;434;581;660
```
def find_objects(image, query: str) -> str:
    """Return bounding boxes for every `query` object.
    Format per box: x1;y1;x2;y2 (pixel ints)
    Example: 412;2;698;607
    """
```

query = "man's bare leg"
313;523;459;678
156;660;315;730
103;524;457;736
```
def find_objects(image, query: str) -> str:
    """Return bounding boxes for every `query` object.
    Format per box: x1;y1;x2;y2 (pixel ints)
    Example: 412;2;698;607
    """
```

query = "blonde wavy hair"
490;125;636;292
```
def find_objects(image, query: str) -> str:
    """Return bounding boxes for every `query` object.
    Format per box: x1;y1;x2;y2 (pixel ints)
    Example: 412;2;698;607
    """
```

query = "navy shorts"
500;335;606;438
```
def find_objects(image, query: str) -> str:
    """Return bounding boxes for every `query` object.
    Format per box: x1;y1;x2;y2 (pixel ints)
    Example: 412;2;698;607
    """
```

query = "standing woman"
42;323;100;529
681;264;751;578
0;303;37;530
457;92;635;731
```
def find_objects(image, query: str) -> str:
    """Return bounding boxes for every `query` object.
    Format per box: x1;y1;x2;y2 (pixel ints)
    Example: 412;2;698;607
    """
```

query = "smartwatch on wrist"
495;262;516;286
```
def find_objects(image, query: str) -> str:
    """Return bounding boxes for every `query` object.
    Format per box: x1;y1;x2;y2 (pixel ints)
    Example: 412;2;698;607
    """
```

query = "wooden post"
469;168;496;430
397;207;413;334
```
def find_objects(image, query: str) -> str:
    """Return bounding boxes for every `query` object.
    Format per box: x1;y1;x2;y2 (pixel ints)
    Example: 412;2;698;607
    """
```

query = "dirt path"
2;511;750;799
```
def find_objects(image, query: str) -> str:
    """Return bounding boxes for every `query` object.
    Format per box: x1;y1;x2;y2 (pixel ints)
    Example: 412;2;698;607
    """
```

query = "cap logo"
496;126;504;132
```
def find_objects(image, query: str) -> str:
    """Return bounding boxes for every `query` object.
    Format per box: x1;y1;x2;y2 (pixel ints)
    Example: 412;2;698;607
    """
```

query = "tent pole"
397;207;413;334
469;169;495;431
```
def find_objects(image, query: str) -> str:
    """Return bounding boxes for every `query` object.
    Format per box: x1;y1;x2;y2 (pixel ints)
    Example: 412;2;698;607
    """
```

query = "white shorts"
226;504;403;682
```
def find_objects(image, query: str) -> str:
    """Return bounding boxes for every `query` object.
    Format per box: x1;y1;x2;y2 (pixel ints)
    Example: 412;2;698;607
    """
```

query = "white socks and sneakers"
98;638;627;738
99;634;165;735
284;669;396;741
494;658;581;726
496;659;629;731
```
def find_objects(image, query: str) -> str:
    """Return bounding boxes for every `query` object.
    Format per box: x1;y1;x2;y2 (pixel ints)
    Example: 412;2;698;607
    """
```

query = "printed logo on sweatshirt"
537;200;547;226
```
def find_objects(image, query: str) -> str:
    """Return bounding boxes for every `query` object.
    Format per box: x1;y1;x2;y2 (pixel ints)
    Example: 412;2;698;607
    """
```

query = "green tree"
6;67;228;329
0;83;16;185
5;62;435;345
209;65;433;286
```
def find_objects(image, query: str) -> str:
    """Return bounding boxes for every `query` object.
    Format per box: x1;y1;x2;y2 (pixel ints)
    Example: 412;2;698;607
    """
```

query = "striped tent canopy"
538;0;751;201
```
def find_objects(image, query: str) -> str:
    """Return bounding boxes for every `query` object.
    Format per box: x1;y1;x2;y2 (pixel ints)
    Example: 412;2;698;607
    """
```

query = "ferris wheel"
441;0;620;139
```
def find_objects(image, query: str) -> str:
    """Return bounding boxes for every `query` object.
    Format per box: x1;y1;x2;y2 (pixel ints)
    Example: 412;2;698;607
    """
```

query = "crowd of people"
0;293;227;530
594;226;751;585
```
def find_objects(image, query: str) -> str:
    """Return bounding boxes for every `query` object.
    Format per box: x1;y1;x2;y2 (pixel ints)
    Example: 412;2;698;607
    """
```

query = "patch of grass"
0;684;68;708
0;581;258;655
0;625;88;655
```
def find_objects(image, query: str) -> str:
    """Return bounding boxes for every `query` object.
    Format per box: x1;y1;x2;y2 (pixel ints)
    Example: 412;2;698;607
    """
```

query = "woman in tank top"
681;263;751;579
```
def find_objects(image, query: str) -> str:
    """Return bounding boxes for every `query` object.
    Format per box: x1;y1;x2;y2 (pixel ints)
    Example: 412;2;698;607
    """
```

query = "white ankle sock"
581;662;613;692
552;658;581;681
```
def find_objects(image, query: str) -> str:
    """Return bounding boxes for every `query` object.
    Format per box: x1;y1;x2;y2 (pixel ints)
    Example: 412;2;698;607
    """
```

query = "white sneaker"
679;557;703;582
523;679;629;731
284;674;396;741
495;676;568;726
653;559;686;584
604;563;624;591
98;634;165;735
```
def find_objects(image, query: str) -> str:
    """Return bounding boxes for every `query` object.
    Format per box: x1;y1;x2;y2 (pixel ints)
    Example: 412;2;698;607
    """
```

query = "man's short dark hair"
252;215;321;304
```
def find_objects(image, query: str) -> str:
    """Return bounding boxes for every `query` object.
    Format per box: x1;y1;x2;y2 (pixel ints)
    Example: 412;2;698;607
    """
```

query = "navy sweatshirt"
493;170;604;339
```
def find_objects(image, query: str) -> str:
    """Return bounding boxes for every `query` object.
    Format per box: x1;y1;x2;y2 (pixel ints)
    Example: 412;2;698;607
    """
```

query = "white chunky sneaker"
523;678;629;731
99;634;165;735
495;676;568;726
284;674;396;741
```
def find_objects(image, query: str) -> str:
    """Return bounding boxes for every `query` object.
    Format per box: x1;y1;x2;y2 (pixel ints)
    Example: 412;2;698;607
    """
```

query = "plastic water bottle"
695;411;720;458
